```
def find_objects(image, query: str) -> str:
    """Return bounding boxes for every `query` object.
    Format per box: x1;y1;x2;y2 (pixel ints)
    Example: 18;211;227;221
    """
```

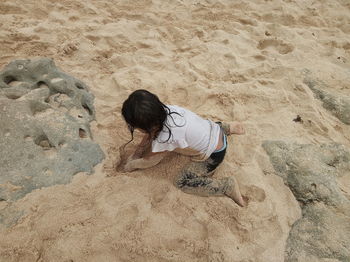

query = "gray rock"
263;141;350;262
0;205;24;227
0;58;104;205
303;71;350;125
286;203;350;262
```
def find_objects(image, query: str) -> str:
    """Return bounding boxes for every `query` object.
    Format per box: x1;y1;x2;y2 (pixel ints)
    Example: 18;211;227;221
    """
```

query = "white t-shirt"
152;105;221;157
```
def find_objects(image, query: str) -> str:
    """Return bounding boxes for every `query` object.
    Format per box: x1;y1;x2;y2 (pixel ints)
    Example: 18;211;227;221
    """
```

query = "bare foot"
222;121;245;135
224;176;246;207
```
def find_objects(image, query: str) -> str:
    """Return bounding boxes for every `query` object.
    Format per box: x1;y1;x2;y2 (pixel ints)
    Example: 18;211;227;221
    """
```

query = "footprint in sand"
242;185;266;204
252;54;266;61
151;186;170;207
0;3;26;15
114;204;139;226
257;39;294;55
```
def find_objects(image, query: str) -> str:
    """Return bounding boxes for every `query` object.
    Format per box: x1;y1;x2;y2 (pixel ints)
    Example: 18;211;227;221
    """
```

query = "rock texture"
303;71;350;125
0;58;104;204
263;141;350;262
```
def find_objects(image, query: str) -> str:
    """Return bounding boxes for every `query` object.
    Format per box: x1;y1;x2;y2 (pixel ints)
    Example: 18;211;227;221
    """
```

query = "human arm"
124;151;168;172
128;133;152;160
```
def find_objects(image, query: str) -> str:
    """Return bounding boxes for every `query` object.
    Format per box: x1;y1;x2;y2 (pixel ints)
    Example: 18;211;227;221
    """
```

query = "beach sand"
0;0;349;261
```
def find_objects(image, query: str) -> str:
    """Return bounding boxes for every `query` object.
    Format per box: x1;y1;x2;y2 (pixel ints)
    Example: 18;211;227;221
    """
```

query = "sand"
0;0;349;261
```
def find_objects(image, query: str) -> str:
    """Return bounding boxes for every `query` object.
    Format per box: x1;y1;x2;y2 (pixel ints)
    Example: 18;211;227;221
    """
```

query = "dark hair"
121;89;182;145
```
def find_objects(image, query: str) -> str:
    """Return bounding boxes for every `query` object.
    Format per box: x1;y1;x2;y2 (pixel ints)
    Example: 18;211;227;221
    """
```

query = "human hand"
123;153;165;172
124;159;138;172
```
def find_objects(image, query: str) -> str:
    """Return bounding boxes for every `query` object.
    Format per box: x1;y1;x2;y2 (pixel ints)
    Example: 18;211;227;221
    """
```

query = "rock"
0;205;24;227
263;141;350;262
0;58;104;206
303;71;350;125
286;203;350;262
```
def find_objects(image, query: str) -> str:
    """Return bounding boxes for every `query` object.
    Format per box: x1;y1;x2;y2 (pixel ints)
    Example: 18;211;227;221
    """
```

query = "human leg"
217;121;245;136
174;160;245;206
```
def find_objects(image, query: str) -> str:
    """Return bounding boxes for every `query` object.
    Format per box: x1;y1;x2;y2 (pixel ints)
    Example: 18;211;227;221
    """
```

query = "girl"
120;89;245;207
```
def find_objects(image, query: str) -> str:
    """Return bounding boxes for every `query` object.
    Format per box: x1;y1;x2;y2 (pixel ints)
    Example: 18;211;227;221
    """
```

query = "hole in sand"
79;128;88;138
78;115;83;118
244;185;266;203
253;55;266;61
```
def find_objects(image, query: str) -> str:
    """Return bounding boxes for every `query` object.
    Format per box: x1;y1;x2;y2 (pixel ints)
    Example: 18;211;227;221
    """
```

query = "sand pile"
0;0;349;261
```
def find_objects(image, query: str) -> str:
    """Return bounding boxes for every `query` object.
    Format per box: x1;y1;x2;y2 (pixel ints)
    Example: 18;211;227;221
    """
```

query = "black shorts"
206;127;227;173
206;147;226;173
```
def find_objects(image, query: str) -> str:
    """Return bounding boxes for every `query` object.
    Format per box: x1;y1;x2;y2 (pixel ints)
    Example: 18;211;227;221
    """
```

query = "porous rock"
263;141;350;262
0;58;104;206
303;71;350;125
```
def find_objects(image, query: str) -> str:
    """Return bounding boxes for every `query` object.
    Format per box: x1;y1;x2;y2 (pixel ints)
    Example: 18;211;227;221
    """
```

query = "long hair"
121;89;182;146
